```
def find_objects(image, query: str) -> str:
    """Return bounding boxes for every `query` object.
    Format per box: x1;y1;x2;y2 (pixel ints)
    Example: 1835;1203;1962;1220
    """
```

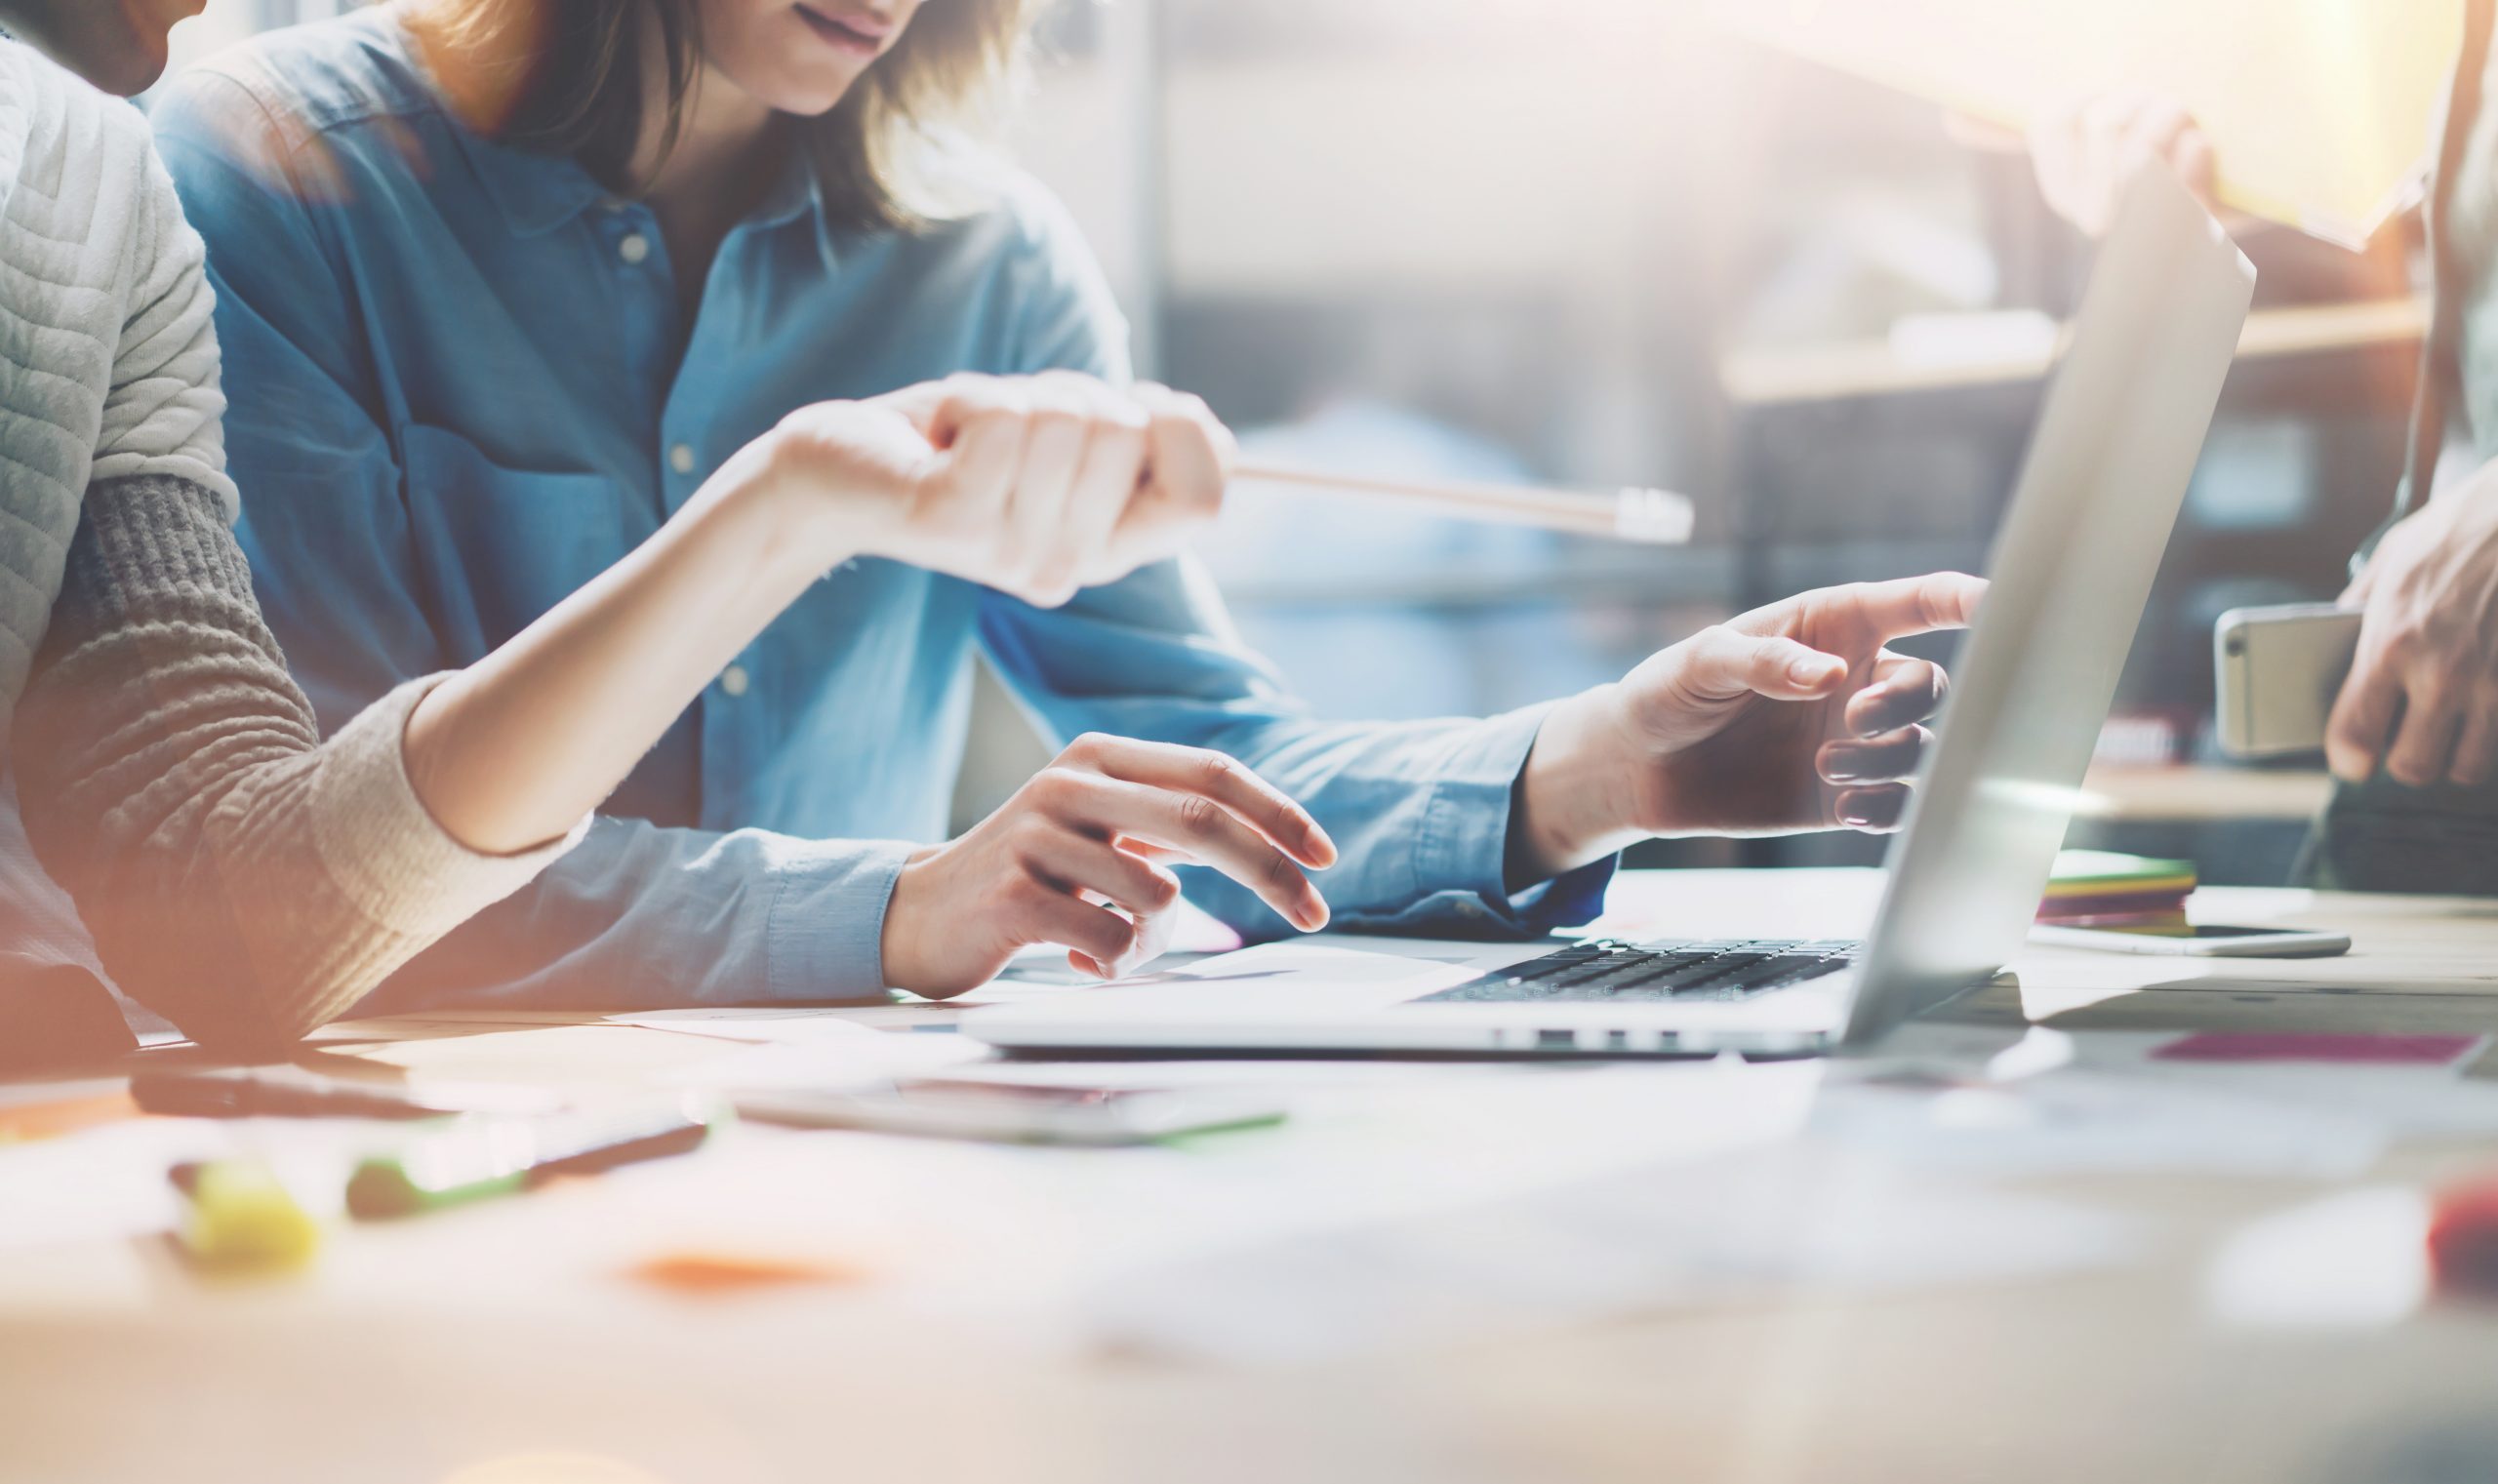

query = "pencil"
1231;461;1696;545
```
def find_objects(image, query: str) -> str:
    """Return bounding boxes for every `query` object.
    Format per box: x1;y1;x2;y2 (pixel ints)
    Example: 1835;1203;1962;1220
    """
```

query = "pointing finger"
1848;572;1988;643
2324;646;2404;782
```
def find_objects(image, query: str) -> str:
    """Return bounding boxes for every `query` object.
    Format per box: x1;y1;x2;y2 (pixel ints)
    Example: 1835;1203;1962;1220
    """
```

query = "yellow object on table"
175;1159;323;1275
1714;0;2461;247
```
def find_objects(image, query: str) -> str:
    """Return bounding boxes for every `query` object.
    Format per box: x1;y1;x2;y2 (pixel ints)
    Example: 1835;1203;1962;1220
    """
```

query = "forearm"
15;476;574;1051
1508;685;1645;883
402;434;860;854
346;817;914;1016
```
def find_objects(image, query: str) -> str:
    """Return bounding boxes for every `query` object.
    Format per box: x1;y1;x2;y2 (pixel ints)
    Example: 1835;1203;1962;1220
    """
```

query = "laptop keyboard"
1415;939;1860;1005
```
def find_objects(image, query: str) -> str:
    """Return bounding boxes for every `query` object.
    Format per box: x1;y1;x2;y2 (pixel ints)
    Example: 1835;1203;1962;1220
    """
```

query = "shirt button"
719;663;751;698
618;232;652;265
668;443;697;476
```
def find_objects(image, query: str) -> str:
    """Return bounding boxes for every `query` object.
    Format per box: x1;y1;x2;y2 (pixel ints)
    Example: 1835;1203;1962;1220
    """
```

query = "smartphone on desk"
2214;603;2361;758
2030;921;2352;957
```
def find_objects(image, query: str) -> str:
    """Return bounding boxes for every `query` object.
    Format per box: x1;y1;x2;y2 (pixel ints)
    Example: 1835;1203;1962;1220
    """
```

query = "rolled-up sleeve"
152;77;915;1013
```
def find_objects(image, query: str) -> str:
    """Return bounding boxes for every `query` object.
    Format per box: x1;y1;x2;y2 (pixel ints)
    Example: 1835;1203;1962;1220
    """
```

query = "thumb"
870;375;1013;450
2340;557;2377;610
1683;628;1847;702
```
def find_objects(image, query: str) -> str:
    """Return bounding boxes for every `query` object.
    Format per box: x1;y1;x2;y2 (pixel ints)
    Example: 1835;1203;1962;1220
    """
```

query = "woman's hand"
880;733;1338;997
761;371;1235;607
2328;464;2498;786
2025;94;2221;237
1508;574;1986;880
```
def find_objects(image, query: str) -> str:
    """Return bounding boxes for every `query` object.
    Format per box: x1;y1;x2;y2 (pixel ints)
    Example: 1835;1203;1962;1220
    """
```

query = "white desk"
7;868;2498;1484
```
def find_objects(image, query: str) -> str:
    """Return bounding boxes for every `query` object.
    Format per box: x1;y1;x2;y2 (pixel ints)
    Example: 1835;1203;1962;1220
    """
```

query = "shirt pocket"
396;423;638;657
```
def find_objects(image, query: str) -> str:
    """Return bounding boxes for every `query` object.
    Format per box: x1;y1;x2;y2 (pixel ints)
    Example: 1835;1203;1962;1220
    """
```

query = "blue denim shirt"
150;15;1611;1012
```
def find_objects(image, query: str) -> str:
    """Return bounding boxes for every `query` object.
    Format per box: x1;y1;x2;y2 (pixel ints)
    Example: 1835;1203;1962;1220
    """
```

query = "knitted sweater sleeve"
87;99;235;512
13;473;584;1053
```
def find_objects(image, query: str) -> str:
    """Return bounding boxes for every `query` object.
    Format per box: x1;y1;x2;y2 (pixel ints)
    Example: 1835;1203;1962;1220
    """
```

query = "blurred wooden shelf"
1721;296;2428;409
2075;764;2332;822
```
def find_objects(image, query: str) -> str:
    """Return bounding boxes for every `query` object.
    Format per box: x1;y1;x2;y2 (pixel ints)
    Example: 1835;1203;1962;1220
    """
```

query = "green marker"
346;1101;719;1220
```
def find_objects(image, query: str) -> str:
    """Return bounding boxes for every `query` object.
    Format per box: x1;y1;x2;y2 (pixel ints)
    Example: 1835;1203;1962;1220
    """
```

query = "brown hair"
420;0;1042;232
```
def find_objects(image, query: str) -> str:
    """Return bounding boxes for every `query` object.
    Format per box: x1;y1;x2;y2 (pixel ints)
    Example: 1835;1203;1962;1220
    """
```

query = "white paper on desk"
599;1008;902;1045
663;1018;984;1092
1104;941;1475;990
1811;1065;2386;1180
1088;1148;2132;1364
2062;1032;2498;1139
339;1024;739;1085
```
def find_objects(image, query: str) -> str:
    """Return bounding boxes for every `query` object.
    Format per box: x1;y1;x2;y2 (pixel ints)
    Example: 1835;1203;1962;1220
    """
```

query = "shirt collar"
457;130;610;237
454;111;830;241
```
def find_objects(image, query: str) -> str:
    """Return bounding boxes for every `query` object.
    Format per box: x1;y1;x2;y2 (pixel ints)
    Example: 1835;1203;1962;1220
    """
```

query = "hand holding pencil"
770;372;1692;622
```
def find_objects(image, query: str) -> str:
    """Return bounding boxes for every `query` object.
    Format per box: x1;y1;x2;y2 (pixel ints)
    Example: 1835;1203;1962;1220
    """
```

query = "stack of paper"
2037;848;2196;927
1714;0;2462;247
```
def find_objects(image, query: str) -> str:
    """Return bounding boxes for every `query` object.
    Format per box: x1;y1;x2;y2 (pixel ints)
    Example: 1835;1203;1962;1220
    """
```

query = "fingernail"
1838;809;1874;827
1791;658;1832;684
1824;767;1861;782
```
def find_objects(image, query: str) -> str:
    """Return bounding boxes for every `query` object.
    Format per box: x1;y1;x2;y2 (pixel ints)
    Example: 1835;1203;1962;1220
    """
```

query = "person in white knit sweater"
0;0;1302;1061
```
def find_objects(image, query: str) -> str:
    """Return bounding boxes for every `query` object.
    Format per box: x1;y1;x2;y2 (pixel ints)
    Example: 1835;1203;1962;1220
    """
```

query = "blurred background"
175;0;2429;883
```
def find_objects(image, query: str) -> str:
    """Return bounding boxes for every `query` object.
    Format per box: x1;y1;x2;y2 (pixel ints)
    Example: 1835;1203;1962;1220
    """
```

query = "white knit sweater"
0;40;583;1049
0;37;233;721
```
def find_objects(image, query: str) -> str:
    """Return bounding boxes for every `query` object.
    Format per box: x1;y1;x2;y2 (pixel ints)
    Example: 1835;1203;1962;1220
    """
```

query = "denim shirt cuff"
1407;702;1618;935
763;839;914;1001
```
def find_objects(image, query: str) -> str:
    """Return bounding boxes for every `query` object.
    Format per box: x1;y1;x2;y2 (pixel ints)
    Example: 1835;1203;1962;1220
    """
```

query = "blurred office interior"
178;0;2424;882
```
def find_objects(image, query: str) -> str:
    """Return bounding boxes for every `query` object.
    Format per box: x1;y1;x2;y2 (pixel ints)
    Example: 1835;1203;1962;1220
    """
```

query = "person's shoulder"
0;36;154;159
918;163;1095;268
879;161;1108;317
0;38;173;260
148;12;439;177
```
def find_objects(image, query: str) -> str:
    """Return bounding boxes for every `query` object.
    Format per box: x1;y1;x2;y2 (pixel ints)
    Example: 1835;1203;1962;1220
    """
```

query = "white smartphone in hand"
2213;603;2361;759
2030;921;2352;956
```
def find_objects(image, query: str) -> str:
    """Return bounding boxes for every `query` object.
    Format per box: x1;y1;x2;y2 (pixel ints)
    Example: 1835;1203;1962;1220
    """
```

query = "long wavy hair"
420;0;1042;231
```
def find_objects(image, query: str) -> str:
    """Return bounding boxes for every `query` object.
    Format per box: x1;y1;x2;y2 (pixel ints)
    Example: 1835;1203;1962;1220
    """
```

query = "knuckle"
1027;767;1082;810
1027;407;1083;441
1004;814;1058;862
1171;793;1224;837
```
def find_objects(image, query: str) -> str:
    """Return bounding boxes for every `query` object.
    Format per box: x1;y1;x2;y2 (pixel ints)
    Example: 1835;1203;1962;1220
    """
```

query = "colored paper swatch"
2155;1032;2481;1065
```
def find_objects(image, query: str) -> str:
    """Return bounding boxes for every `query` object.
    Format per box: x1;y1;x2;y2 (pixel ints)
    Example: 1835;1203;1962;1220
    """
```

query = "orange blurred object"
2427;1179;2498;1296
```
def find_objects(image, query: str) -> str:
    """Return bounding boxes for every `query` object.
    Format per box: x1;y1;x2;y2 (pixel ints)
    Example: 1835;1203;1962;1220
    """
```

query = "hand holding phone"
2214;603;2361;759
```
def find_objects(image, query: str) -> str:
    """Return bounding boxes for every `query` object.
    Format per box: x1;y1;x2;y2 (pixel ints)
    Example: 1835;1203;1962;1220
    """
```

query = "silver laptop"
966;168;2255;1060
